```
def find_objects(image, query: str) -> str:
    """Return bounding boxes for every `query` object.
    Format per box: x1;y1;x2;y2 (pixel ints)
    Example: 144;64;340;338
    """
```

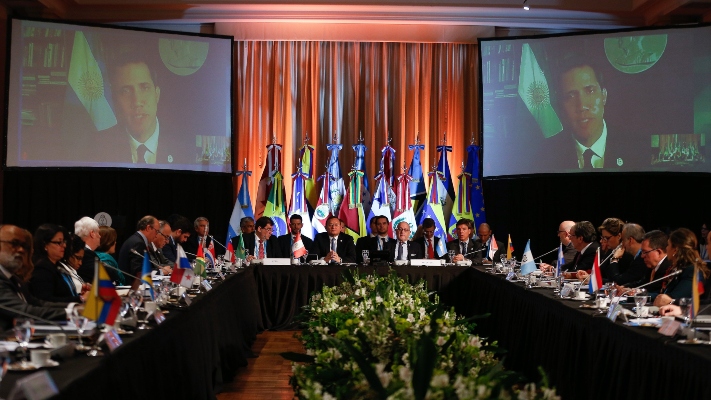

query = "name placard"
410;259;444;267
201;280;213;291
262;258;292;266
104;328;123;352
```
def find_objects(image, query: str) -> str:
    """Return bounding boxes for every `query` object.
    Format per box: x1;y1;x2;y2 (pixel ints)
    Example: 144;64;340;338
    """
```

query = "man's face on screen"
559;65;607;147
113;62;160;143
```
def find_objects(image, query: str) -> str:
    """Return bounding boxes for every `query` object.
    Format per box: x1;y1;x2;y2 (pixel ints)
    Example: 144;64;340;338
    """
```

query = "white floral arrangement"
283;270;560;400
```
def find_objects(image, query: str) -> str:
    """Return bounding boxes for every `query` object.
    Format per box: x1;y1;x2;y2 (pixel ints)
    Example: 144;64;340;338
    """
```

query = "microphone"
99;260;143;282
600;244;623;265
462;248;487;256
131;249;166;269
209;235;227;250
619;269;683;297
0;302;75;357
533;247;559;260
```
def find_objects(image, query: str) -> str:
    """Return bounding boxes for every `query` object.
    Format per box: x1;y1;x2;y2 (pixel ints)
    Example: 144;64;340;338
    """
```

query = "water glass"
634;294;649;317
13;318;33;366
362;250;370;265
71;311;90;351
678;298;692;322
448;250;456;264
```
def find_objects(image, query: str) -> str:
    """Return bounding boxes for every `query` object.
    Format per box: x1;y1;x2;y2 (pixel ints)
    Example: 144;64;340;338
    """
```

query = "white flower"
407;313;415;323
398;366;412;382
436;336;446;346
418;307;426;319
431;373;449;388
376;295;383;304
322;392;336;400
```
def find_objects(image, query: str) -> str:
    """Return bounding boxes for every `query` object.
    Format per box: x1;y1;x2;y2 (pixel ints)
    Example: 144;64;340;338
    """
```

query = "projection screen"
480;24;711;177
5;18;233;173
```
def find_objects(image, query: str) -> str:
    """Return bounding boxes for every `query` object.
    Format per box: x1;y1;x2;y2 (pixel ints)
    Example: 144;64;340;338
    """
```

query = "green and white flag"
518;43;562;139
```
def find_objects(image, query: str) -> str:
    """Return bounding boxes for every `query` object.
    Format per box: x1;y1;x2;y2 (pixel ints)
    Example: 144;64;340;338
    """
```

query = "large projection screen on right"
480;25;711;177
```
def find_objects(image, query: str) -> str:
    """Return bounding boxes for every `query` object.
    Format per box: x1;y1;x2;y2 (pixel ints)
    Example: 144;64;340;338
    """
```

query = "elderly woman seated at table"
653;228;710;307
29;224;85;303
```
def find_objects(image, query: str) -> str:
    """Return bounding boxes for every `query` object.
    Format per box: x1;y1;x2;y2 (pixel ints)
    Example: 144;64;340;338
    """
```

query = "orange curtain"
234;41;479;211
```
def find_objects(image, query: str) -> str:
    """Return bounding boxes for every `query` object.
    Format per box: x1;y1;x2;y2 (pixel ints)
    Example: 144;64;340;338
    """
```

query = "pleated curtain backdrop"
234;41;479;210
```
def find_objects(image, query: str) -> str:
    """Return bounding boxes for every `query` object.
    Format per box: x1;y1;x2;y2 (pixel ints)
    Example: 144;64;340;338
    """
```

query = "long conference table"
3;263;711;399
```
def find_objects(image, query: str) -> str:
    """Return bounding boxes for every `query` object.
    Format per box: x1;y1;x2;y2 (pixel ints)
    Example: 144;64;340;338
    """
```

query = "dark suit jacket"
600;251;634;282
446;239;483;264
562;242;601;272
277;234;314;259
413;236;445;260
78;247;96;283
476;238;505;263
663;264;697;300
312;233;357;263
162;236;178;263
94;119;193;165
0;273;68;331
645;257;672;294
609;251;649;286
183;235;223;261
28;258;81;303
230;232;281;259
388;240;424;262
118;232;151;285
355;236;393;263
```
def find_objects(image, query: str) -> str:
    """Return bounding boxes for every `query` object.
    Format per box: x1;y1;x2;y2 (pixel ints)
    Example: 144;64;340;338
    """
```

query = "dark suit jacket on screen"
94;120;193;165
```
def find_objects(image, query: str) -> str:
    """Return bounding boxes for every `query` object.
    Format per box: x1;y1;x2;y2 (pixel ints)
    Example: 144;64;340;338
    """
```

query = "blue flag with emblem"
520;240;537;276
465;144;487;227
141;251;154;300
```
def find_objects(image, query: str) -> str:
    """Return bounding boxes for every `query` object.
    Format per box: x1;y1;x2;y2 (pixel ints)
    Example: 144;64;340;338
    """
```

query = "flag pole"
94;257;99;323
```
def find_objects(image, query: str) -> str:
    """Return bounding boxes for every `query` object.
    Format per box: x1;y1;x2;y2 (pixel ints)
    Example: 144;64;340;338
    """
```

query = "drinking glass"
71;311;90;351
13;318;33;367
678;298;692;323
448;250;456;264
634;294;649;317
362;250;370;265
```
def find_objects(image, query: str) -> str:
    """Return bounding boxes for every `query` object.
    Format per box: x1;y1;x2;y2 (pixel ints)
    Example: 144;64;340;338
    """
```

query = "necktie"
380;238;386;251
10;275;26;302
427;239;434;259
258;240;265;259
137;144;149;163
583;148;595;169
331;238;337;252
399;242;406;260
461;242;466;256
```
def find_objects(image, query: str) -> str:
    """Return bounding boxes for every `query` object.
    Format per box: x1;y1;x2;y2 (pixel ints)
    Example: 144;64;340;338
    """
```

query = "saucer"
569;295;591;301
8;360;59;371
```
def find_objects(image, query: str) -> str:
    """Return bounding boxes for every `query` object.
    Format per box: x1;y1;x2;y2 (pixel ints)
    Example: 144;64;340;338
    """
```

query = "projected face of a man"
559;65;607;148
113;62;160;143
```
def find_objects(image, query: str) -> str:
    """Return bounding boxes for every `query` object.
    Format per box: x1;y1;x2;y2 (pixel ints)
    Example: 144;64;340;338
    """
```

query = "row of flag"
226;136;488;250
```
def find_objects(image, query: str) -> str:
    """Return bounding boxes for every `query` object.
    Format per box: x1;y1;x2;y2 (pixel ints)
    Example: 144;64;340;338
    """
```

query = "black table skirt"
253;264;470;330
439;267;711;400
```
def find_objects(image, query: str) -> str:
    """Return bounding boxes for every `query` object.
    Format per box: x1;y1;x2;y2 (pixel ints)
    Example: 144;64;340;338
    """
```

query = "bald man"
475;223;504;264
540;220;577;271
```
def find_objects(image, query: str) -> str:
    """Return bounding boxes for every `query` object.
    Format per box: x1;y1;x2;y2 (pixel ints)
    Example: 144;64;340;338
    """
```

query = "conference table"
4;263;711;399
438;267;711;400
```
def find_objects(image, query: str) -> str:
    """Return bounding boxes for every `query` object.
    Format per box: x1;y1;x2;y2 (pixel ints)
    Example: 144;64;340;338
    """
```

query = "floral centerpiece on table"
282;270;559;400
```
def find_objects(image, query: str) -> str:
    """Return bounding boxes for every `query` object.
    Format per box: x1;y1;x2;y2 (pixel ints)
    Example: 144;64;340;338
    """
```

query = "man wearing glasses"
231;217;282;262
149;220;174;275
312;216;356;263
118;215;160;285
598;223;647;285
615;230;670;296
540;220;576;272
388;222;423;262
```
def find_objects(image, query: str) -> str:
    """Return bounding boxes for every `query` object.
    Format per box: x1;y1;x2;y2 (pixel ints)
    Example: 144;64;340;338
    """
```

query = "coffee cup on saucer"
45;333;66;348
30;349;51;367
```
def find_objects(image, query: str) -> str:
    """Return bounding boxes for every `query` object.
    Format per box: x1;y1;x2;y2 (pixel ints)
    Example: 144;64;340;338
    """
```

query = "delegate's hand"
576;270;589;281
659;304;682;316
452;254;466;263
80;283;91;295
654;294;674;307
539;263;554;273
324;250;341;263
161;265;173;275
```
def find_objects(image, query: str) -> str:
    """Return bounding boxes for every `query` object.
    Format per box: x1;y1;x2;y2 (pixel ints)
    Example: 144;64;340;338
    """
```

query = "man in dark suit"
413;218;445;260
74;216;102;282
447;218;483;264
162;214;191;263
97;50;192;165
615;230;671;295
562;221;601;278
475;223;504;265
388;222;423;262
149;220;175;275
277;214;314;260
312;216;356;263
542;54;640;172
0;225;70;331
230;216;281;261
604;223;647;285
356;215;393;263
118;216;160;285
184;217;222;260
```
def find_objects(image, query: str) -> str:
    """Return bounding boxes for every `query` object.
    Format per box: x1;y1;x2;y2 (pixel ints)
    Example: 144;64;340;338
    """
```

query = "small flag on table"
520;240;537;275
435;235;447;258
171;267;196;288
141;251;154;300
692;264;705;318
292;232;307;259
589;248;602;293
83;262;121;326
488;234;498;260
506;234;514;259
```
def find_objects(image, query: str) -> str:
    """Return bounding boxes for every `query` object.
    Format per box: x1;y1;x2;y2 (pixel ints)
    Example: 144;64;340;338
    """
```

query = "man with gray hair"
74;216;101;282
184;216;222;260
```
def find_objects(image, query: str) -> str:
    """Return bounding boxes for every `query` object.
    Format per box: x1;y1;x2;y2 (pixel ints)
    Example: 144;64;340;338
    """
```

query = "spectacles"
158;232;170;239
641;248;657;256
395;228;410;232
0;240;30;251
600;235;613;241
72;253;84;261
48;240;67;246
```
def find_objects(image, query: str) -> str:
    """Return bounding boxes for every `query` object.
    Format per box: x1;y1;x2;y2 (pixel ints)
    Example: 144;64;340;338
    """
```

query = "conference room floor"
217;330;303;400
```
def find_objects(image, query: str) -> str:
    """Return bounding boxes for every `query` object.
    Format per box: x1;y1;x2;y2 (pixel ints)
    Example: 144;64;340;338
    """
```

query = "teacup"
45;333;66;348
575;291;587;299
30;349;51;366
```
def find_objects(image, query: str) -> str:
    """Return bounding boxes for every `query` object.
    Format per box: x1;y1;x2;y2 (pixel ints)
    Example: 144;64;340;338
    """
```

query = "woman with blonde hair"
654;227;710;306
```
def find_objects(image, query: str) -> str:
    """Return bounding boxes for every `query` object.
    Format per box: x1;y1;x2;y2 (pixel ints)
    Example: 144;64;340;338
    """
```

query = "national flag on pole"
555;243;564;278
380;142;396;187
518;43;563;139
170;267;195;288
175;244;192;269
391;171;417;239
263;171;288;237
195;243;207;278
506;234;514;259
520;240;537;275
420;169;451;241
326;141;346;215
83;261;121;326
235;233;247;260
292;231;307;259
141;251;154;300
436;235;447;258
589;248;603;292
227;161;254;245
465;144;486;227
255;142;283;219
352;141;370;192
488;234;499;260
450;170;475;237
436;140;456;228
338;169;367;241
299;138;319;209
289;167;314;240
66;31;117;131
408;142;427;222
692;264;705;318
366;171;392;235
313;171;333;233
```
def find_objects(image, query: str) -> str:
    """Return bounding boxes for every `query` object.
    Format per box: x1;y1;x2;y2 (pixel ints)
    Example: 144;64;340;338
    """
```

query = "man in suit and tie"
277;215;314;261
356;216;393;263
475;223;504;265
615;230;671;295
413;218;444;260
0;224;72;331
561;221;601;278
74;216;102;282
162;214;191;263
240;217;255;235
312;216;356;263
447;218;483;264
118;215;161;285
389;222;423;262
540;220;577;273
231;216;281;261
149;220;174;275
